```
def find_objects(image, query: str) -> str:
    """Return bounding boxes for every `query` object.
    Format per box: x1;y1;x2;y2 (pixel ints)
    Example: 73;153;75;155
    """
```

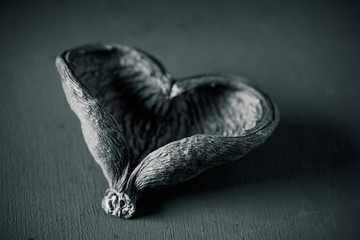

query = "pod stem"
102;189;136;219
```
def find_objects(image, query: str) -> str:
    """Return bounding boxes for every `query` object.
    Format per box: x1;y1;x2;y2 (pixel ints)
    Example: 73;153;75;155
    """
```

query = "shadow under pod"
134;115;359;218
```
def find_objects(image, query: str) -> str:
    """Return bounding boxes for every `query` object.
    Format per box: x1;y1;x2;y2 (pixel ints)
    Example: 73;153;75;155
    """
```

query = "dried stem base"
102;189;136;219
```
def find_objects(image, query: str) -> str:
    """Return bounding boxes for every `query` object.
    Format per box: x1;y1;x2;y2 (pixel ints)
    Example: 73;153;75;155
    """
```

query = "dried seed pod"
56;43;279;219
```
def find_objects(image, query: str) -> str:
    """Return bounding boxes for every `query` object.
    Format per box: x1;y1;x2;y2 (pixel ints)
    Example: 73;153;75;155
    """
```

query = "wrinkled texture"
56;43;279;218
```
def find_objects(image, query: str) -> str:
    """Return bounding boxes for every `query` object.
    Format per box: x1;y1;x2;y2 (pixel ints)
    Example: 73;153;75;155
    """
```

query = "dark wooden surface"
1;0;360;239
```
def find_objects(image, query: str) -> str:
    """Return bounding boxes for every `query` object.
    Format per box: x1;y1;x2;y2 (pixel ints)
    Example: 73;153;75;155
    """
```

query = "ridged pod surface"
56;43;280;219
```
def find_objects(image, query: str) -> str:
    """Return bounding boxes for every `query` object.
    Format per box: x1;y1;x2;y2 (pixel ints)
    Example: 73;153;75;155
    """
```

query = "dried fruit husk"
56;43;280;218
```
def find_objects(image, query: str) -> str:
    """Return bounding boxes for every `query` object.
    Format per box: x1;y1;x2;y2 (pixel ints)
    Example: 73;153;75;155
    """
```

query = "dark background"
1;0;360;239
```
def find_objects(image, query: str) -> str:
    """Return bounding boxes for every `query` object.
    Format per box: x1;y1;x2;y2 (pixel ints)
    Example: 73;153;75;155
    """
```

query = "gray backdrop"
1;0;359;239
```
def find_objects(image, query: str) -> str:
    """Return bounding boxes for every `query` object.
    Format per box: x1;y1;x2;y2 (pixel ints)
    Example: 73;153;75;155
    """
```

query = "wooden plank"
1;0;360;239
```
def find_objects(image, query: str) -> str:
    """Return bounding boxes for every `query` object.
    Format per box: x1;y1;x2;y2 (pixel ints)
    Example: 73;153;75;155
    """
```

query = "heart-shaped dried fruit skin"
56;43;279;218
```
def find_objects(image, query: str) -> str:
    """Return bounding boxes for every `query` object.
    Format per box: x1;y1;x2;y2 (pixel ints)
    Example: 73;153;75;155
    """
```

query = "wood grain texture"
1;0;360;239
